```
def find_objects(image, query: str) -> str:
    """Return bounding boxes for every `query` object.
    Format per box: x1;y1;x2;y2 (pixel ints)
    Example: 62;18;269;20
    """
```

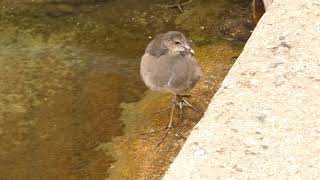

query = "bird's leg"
179;100;183;121
175;95;184;121
142;95;177;136
156;96;176;147
176;94;203;113
167;96;175;129
141;95;186;146
156;95;187;147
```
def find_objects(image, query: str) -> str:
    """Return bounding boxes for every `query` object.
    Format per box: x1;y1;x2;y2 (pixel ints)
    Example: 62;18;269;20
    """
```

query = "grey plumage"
140;31;202;95
140;31;203;146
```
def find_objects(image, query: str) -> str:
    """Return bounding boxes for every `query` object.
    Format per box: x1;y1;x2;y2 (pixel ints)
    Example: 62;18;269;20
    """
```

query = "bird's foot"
149;99;187;147
152;95;187;115
143;94;202;147
176;95;203;113
152;106;172;115
156;125;186;147
181;98;203;113
152;95;203;120
140;125;186;146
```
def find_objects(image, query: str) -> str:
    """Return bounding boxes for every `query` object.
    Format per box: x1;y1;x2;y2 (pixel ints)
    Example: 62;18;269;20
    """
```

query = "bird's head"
162;31;194;54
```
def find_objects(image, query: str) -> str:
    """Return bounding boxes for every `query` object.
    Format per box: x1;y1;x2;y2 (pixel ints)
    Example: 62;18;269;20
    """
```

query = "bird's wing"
145;34;168;57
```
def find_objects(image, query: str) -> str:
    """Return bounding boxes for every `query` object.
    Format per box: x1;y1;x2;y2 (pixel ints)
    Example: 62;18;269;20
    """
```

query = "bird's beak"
183;44;195;54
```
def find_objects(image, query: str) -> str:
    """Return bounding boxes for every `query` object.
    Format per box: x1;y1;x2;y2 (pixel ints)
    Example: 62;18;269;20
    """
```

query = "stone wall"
164;0;320;179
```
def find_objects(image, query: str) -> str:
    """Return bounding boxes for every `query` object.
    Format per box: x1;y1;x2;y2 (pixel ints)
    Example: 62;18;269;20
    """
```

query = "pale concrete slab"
164;0;320;179
263;0;273;10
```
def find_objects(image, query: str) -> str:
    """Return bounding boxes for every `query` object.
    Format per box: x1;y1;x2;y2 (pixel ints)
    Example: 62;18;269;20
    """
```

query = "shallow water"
0;45;145;179
0;0;252;179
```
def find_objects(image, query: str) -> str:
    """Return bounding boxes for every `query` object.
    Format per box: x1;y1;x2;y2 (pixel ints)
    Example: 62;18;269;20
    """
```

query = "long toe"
182;98;203;113
156;127;171;147
156;126;185;147
140;126;168;136
152;106;172;115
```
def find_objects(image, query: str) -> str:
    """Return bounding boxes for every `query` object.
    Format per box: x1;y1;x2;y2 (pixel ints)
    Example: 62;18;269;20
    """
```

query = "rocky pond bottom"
0;0;252;179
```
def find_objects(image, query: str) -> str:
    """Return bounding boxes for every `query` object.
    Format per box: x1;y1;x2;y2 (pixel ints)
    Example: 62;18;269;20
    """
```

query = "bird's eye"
175;41;180;45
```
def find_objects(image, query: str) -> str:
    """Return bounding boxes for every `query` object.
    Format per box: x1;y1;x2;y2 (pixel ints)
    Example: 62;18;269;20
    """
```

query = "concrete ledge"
164;0;320;179
262;0;273;10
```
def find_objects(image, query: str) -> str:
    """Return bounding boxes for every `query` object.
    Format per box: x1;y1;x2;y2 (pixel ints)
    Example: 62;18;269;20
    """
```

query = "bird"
140;31;203;146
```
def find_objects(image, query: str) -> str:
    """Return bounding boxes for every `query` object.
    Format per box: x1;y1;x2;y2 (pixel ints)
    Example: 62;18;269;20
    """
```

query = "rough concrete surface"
263;0;273;10
164;0;320;179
